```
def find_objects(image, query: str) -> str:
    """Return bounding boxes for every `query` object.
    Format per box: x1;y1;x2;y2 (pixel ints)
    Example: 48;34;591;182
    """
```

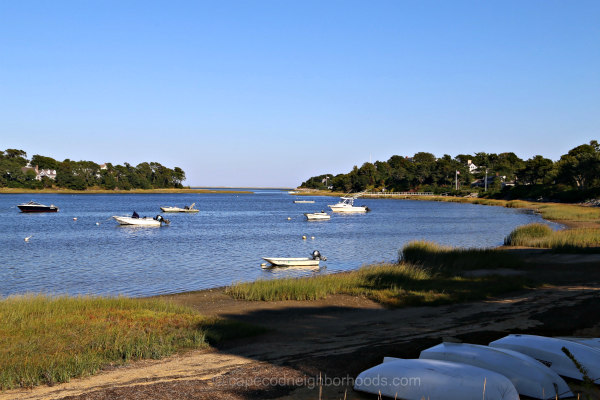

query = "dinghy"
354;358;519;400
113;214;170;227
262;250;326;268
420;342;572;399
304;212;330;220
558;337;600;351
160;203;199;213
490;334;600;382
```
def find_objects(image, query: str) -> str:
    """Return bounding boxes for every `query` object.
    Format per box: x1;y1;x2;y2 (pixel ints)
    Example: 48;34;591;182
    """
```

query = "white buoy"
311;236;315;240
24;235;33;242
302;235;307;240
287;217;291;220
73;217;78;221
95;222;100;226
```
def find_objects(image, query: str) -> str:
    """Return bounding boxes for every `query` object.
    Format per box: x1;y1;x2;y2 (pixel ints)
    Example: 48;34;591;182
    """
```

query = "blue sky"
1;1;599;187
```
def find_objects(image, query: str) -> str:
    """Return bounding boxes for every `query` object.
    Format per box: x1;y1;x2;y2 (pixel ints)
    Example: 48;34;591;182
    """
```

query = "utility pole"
484;168;488;192
455;170;459;191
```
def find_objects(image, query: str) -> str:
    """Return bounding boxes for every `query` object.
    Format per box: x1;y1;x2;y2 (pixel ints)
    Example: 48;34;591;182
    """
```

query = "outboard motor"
312;250;327;261
154;215;163;222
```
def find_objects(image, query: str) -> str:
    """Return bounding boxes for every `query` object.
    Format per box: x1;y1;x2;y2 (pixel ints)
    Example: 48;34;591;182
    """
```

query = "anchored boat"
304;212;330;220
160;203;199;213
17;201;59;213
113;212;170;227
328;194;369;213
262;250;326;268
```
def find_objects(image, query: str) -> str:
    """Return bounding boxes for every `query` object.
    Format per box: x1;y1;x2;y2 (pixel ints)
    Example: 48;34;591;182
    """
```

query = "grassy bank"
0;295;261;390
400;240;524;269
0;187;252;194
505;223;600;252
227;262;529;307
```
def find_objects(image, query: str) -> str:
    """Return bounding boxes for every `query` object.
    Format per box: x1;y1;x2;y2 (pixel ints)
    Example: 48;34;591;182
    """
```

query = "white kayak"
490;334;600;382
420;342;572;399
354;358;519;400
113;215;169;226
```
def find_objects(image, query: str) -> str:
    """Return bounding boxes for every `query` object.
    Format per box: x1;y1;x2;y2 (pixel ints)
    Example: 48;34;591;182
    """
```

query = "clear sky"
1;1;599;187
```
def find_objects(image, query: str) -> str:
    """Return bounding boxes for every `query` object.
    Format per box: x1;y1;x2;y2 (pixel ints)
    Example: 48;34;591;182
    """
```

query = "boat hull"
262;257;320;267
304;213;330;220
113;216;162;226
354;358;519;400
328;205;367;213
419;342;572;399
18;205;59;213
293;200;315;204
160;207;199;213
490;334;600;382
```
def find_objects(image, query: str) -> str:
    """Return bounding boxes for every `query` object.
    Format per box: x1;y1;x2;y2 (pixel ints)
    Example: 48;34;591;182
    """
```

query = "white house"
467;160;478;173
21;164;57;180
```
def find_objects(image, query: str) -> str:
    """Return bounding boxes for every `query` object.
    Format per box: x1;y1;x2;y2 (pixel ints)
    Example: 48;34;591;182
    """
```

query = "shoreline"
0;188;253;194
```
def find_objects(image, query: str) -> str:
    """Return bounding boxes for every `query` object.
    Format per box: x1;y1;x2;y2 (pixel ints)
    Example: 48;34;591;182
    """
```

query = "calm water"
1;192;552;297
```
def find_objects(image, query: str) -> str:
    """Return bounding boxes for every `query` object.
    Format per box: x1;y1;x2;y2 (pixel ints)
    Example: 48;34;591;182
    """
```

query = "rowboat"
328;194;369;213
113;214;170;227
354;358;519;400
17;201;59;213
557;337;600;350
304;212;330;220
420;342;572;399
160;203;199;213
262;250;326;267
489;334;600;382
293;200;315;204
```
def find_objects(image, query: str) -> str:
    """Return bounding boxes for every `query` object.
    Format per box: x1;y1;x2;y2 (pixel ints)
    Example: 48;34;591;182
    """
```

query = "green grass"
227;263;529;308
0;295;261;390
505;223;600;252
399;240;524;270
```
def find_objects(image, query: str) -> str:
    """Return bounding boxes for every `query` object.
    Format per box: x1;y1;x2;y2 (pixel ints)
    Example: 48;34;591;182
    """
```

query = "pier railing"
361;192;434;197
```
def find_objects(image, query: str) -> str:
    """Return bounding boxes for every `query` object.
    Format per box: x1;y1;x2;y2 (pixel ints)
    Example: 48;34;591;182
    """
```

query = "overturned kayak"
354;358;519;400
490;334;600;382
557;337;600;351
420;342;572;399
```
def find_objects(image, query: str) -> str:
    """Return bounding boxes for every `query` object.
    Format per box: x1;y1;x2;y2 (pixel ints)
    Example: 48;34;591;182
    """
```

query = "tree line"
0;149;186;190
300;141;600;202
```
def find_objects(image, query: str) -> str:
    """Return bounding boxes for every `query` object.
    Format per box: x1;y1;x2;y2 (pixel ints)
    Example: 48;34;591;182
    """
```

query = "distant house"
20;164;57;181
100;163;108;170
467;160;478;173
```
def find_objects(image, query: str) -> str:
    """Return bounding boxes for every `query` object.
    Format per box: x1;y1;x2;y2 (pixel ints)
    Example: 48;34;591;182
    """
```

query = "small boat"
489;334;600;382
17;201;59;213
354;358;519;400
420;342;573;399
160;203;199;213
113;213;170;227
328;194;369;213
557;337;600;350
293;200;315;204
262;250;326;268
304;212;330;220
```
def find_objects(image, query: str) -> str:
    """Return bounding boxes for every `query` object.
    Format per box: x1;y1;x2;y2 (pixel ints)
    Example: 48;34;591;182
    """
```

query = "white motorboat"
293;200;315;204
490;334;600;382
113;214;170;227
262;250;326;268
354;358;519;400
304;212;330;220
328;194;369;213
419;342;573;399
160;203;199;213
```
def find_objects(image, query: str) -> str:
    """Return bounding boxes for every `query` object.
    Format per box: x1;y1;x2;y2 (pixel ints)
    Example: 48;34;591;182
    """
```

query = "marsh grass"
505;223;600;252
399;240;524;270
227;263;528;308
0;295;260;390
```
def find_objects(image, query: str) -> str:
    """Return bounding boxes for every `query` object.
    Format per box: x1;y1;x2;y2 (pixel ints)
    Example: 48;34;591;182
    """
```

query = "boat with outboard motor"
113;211;170;227
328;193;369;213
17;201;59;213
262;250;326;267
160;203;199;213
